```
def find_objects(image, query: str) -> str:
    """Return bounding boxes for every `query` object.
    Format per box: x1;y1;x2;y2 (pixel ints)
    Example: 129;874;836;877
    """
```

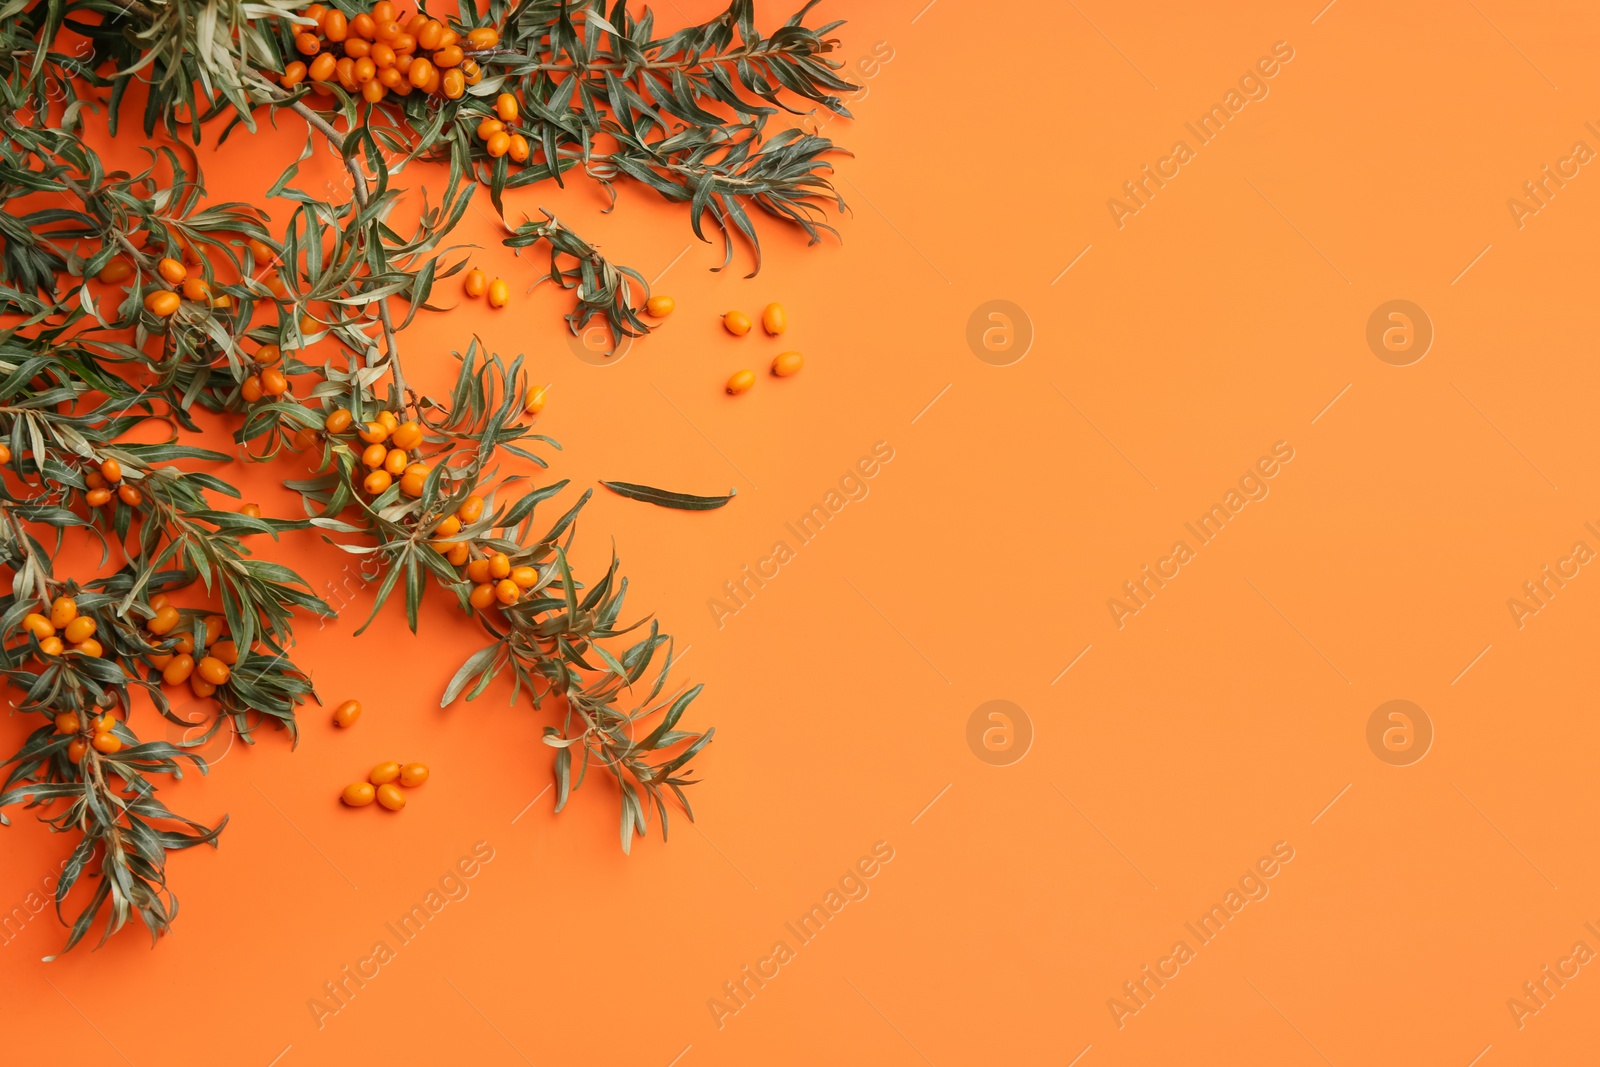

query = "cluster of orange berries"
56;709;123;762
22;596;104;661
464;551;540;611
718;303;804;394
82;458;143;509
278;2;498;104
238;345;293;403
462;266;510;309
135;256;231;318
144;595;237;700
470;93;530;161
321;406;438;501
342;760;428;810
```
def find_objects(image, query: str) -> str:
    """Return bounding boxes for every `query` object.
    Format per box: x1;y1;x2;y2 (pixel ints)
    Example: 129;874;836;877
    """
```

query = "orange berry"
343;37;371;58
325;408;353;433
181;275;210;302
67;739;88;763
197;656;230;685
145;290;180;316
49;596;77;628
488;553;511;579
371;42;396;67
485;131;511;158
371;1;395;23
247;238;276;263
391;31;416;53
363;470;393;495
379;66;406;90
494;578;519;605
434;44;463;68
369;761;401;785
377;410;398;432
467;27;500;48
376;783;406;810
399;471;426;497
524;385;546;414
99;458;122;483
351;12;376;38
150;594;170;610
295;31;321;55
63;616;95;644
92;732;121;755
213;640;239;665
771;351;804;377
458;495;485;524
118;485;142;507
357;421;389;444
726;369;756;394
309;51;337;82
495;92;518;122
466;559;491;583
390;421;422;449
241;375;264;403
487;279;509;307
408;56;434;88
353;56;377;83
38;636;63;657
446;543;469;566
508;134;530;162
147;606;180;636
399;762;429;787
510;565;538;589
332;699;361;728
469;582;496;610
462;59;482;84
723;310;752;336
383;448;409;476
361;442;387;468
762;302;788;335
323;9;348;40
172;634;194;655
646;294;675;317
91;713;115;734
191;676;217;699
75;638;103;658
98;258;133;284
437;29;459;48
416;19;443;49
239;504;261;519
162;654;195;686
335;57;357;90
441;68;465;98
342;782;376;806
22;614;54;638
476;118;504;141
55;712;80;734
362;78;387;103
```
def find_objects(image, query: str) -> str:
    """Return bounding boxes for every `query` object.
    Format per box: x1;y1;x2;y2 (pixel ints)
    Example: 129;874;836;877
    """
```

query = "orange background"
4;1;1600;1063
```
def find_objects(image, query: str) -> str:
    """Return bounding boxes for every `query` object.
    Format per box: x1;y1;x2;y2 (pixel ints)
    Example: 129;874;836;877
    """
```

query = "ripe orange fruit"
376;783;406;810
212;640;239;665
435;515;461;538
342;782;376;806
309;52;337;82
494;578;519;605
417;20;443;49
357;421;388;444
99;458;122;483
98;258;133;284
75;638;103;658
399;762;429;787
156;257;187;284
476;119;504;142
145;290;181;316
37;636;63;657
464;268;488;297
262;368;288;396
240;503;262;519
191;676;217;699
67;739;88;763
485;132;511;158
441;69;465;98
723;310;752;336
254;345;282;367
117;485;142;506
390;421;422;449
771;351;804;377
197;656;230;685
761;302;787;335
726;369;756;394
495;92;518;122
524;385;546;413
162;654;195;686
361;442;387;468
54;712;79;734
323;9;348;40
384;448;409;476
487;279;509;307
469;583;496;610
148;605;180;635
399;471;426;497
467;27;499;48
181;276;210;302
369;761;401;785
508;135;530;162
241;376;264;403
332;699;361;728
63;616;95;644
49;596;76;628
488;552;511;579
0;444;11;464
22;613;54;638
92;732;121;755
646;295;675;317
458;495;485;524
325;408;353;433
363;470;393;495
466;558;491;583
446;543;469;566
294;31;321;55
510;565;538;589
408;56;434;88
